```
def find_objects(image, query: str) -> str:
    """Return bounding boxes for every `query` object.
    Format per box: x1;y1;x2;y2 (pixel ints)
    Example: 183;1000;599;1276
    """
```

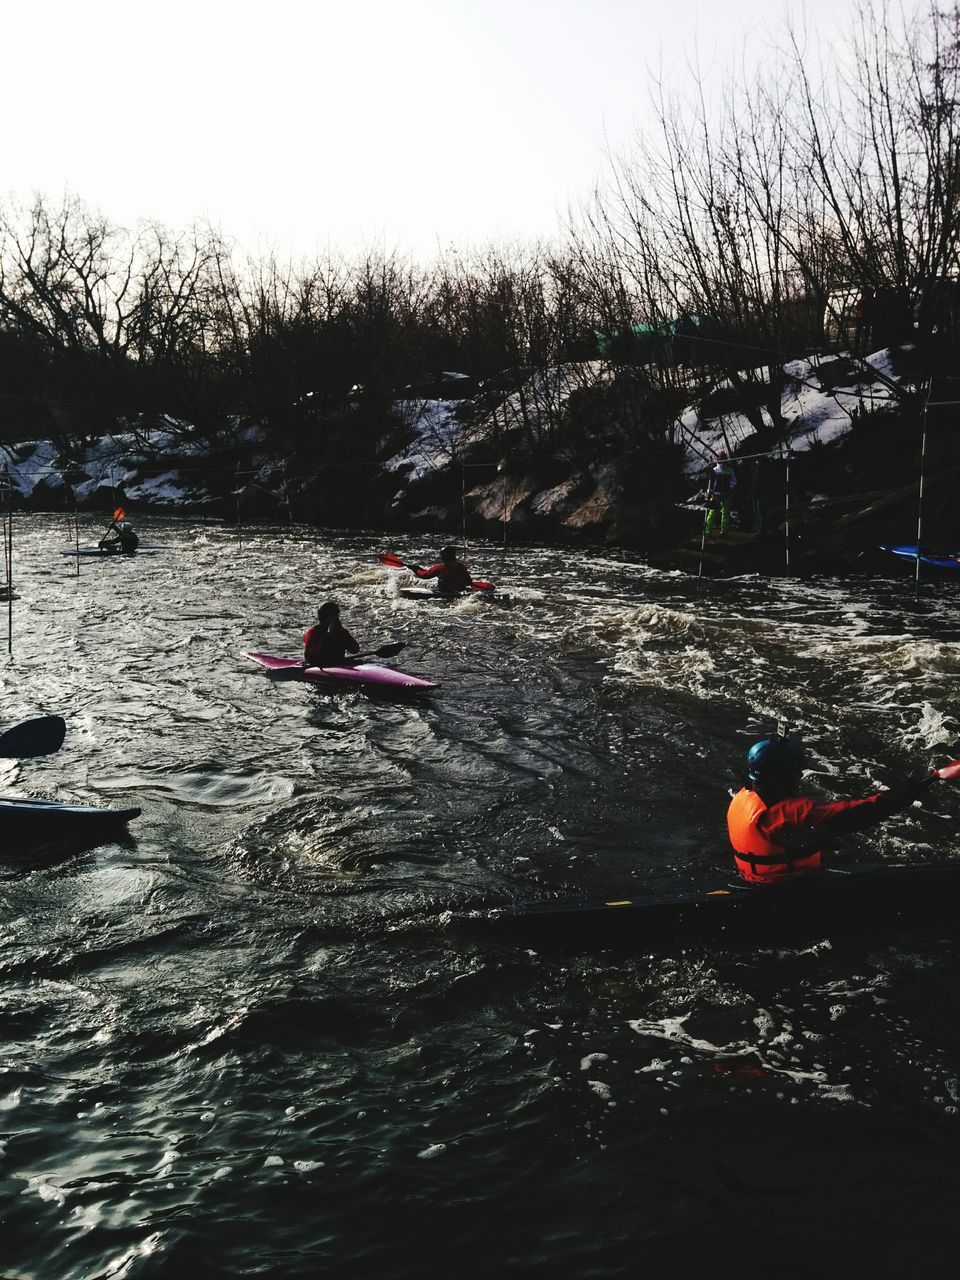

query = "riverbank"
2;347;955;578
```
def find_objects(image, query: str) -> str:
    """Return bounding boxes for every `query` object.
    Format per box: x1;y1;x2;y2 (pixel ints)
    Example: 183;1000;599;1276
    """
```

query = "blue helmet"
747;736;806;785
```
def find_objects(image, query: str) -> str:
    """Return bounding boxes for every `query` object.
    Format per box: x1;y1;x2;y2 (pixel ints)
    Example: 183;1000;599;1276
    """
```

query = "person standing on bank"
726;736;948;884
705;452;737;535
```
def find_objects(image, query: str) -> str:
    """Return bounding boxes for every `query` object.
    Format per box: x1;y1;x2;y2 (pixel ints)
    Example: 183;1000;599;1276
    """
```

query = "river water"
1;515;958;1278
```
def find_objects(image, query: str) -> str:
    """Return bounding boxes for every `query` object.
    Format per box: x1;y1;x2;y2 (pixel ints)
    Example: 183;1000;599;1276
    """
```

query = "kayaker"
411;546;473;594
705;452;736;536
727;735;938;884
303;600;360;667
99;520;139;554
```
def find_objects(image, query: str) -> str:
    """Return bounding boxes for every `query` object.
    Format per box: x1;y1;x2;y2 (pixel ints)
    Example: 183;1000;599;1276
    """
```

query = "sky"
3;0;861;261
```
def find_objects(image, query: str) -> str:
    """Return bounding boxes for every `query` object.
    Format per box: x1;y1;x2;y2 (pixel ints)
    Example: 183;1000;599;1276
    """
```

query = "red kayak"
246;652;438;692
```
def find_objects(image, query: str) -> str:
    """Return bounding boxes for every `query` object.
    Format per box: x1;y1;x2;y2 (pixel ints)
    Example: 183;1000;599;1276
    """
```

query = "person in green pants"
705;452;737;534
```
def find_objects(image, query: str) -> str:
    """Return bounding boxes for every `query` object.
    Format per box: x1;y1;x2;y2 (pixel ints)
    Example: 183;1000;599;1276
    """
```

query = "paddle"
0;715;67;759
346;642;406;662
932;760;960;781
306;642;407;668
377;550;495;591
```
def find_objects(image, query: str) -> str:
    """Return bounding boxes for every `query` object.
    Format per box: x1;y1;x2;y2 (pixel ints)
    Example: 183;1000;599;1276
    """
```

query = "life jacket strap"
734;850;804;870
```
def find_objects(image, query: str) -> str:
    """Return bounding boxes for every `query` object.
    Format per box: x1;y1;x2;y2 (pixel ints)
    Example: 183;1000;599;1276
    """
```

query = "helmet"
119;521;133;531
747;736;806;785
440;545;459;562
717;451;728;461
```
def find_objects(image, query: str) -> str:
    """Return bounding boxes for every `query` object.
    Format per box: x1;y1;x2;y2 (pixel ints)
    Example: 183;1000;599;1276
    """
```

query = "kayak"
0;796;141;839
246;651;438;692
60;546;165;556
399;586;511;605
880;544;960;574
458;862;960;951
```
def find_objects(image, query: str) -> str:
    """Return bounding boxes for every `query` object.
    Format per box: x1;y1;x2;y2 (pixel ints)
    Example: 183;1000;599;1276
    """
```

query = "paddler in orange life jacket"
727;735;937;884
303;600;360;668
410;545;473;595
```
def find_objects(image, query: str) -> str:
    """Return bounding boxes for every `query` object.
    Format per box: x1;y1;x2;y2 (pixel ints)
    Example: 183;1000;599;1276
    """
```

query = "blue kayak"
881;544;960;573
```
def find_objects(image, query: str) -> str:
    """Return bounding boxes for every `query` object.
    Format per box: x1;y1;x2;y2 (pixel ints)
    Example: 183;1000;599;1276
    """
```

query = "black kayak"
0;796;142;840
59;546;165;557
458;862;960;951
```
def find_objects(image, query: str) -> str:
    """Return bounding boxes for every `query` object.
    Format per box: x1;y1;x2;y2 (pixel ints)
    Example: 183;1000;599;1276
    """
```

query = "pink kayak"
246;652;438;692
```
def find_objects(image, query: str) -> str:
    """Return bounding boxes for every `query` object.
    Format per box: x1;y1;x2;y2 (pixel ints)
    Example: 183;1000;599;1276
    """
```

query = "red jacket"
416;560;472;591
303;621;359;667
727;781;928;884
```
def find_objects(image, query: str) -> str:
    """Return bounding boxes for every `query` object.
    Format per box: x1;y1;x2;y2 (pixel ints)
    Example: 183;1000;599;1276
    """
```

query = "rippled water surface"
2;516;959;1278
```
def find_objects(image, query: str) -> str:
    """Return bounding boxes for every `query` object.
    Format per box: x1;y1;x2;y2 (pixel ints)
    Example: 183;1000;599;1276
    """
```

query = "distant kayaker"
705;453;736;536
99;520;139;555
411;546;473;595
303;600;360;668
727;735;938;884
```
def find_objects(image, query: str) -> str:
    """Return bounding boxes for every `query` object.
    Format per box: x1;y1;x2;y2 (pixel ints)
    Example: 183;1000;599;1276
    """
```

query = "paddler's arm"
809;776;935;838
761;780;935;852
411;563;441;579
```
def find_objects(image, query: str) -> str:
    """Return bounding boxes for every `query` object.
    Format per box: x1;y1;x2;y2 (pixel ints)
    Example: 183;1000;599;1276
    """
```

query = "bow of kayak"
306;662;437;690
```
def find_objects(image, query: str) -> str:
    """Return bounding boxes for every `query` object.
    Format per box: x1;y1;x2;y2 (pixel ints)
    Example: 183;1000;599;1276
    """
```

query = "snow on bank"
381;351;900;494
382;399;465;487
1;419;267;507
677;349;900;474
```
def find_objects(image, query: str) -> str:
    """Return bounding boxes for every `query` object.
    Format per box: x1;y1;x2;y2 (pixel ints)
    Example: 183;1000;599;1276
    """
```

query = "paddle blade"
0;715;67;759
113;507;126;522
934;760;960;781
471;580;494;591
374;642;406;658
378;551;407;568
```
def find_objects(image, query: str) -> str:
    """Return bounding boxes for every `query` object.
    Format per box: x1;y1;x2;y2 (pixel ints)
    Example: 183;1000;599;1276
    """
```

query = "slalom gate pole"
784;451;791;574
4;477;12;655
915;404;928;602
462;461;468;551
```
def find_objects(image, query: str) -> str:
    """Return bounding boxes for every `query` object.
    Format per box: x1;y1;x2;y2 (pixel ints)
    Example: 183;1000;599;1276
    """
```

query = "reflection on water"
1;515;959;1277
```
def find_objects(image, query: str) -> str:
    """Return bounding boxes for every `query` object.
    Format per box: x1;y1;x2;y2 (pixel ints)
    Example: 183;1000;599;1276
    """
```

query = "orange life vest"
726;787;823;884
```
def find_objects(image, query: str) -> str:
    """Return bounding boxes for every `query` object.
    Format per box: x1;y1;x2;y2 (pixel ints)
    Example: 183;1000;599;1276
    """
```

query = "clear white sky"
4;0;861;260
